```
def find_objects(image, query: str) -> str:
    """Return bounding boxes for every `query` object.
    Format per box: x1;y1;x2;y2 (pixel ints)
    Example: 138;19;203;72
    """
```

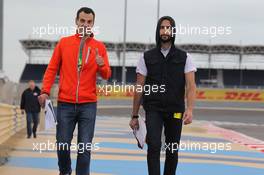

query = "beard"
160;35;172;43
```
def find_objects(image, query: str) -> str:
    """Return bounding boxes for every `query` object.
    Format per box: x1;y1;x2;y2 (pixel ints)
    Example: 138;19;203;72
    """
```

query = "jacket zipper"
76;38;90;103
85;47;91;64
76;70;81;103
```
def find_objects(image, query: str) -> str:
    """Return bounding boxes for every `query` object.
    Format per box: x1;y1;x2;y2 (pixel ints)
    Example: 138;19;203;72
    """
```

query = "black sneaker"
27;135;31;139
33;133;37;138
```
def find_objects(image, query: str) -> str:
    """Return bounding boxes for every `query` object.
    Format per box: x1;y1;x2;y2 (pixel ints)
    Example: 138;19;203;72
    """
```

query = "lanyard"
78;37;87;71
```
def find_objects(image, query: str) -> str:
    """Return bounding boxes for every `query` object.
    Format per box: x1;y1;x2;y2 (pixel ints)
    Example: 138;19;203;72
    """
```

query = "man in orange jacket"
38;7;111;175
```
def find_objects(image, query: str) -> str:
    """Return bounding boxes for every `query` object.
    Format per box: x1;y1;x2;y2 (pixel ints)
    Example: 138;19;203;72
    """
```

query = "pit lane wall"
97;86;264;103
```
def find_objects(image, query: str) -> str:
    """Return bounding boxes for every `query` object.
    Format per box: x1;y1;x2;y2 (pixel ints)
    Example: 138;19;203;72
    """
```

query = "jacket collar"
74;33;94;43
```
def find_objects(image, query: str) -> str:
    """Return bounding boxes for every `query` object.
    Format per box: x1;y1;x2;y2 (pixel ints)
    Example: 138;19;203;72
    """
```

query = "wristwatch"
131;115;139;119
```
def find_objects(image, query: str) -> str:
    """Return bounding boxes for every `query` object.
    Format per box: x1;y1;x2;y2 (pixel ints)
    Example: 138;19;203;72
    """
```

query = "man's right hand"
129;118;139;130
38;93;49;108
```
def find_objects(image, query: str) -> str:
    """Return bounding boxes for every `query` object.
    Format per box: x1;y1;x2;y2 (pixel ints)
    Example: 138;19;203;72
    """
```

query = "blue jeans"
56;102;97;175
26;112;39;137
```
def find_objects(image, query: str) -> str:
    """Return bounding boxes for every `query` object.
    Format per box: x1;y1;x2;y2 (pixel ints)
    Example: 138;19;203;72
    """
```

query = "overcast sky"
3;0;264;82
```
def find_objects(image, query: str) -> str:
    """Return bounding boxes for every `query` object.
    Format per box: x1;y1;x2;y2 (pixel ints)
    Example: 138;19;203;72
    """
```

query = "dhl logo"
196;90;264;102
225;92;262;101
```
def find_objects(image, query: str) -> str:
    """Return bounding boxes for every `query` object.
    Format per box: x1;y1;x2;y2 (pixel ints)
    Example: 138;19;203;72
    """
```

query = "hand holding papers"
44;99;57;130
133;116;147;149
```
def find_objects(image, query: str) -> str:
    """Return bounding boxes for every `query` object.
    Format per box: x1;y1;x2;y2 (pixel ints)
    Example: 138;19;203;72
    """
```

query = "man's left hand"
96;48;105;67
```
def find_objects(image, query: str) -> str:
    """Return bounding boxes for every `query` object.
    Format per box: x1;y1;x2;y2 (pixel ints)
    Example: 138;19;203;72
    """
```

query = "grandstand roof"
20;39;264;55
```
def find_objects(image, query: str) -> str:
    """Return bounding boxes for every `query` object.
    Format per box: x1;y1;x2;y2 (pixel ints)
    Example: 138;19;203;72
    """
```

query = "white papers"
133;116;147;149
44;99;57;130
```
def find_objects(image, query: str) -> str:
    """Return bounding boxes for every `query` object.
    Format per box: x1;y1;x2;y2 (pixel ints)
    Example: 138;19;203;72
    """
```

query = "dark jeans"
56;102;97;175
146;110;183;175
26;112;39;137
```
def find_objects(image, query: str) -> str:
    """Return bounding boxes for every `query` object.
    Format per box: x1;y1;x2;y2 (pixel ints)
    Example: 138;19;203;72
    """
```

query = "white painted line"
195;120;264;127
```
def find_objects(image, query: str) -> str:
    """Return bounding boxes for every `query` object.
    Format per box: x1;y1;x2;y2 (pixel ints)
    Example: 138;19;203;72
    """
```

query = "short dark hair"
76;7;95;20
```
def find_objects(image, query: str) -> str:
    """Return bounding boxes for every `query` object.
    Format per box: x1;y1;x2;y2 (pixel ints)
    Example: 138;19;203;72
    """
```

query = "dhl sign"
196;89;264;102
97;86;264;103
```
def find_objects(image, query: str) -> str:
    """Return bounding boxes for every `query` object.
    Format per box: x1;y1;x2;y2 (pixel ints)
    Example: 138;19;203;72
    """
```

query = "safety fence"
0;103;25;145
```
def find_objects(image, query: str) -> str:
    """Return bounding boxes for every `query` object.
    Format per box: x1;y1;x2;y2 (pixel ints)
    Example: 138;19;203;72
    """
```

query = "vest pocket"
146;59;162;76
168;59;185;75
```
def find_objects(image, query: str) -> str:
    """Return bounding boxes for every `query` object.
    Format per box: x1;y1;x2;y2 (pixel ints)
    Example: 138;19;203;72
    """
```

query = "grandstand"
20;40;264;88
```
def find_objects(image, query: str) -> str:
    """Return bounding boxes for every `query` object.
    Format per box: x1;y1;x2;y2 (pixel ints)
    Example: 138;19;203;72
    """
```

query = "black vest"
143;46;187;112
